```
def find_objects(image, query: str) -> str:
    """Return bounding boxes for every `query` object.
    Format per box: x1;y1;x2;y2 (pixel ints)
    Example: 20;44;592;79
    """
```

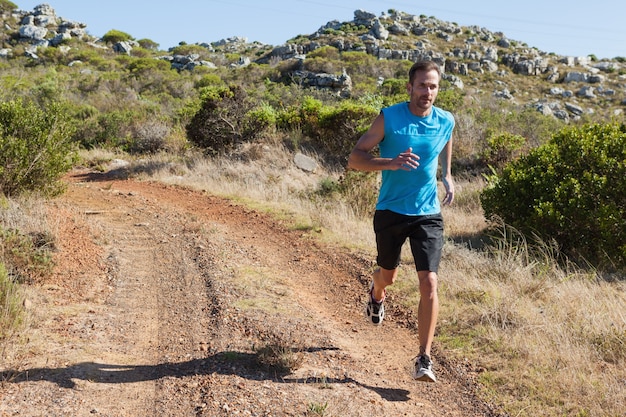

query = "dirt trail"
0;168;504;416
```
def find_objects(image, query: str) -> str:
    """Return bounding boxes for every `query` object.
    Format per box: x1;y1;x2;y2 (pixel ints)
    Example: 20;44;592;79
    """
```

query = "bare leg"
417;270;439;356
371;266;398;302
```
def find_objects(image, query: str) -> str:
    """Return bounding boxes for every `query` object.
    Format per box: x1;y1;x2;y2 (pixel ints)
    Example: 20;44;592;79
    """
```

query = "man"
347;60;454;382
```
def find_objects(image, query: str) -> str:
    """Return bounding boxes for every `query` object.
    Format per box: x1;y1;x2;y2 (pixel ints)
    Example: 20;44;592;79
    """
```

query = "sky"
15;0;626;60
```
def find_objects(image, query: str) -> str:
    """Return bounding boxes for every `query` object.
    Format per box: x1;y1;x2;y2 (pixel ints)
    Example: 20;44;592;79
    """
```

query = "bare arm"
348;113;420;172
440;138;455;205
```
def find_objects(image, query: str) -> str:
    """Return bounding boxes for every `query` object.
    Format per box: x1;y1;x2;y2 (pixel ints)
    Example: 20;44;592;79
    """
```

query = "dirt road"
0;168;504;416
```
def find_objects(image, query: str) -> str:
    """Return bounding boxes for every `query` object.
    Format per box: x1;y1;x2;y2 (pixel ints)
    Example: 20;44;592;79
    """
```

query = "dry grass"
255;340;305;376
440;223;626;417
5;145;625;416
126;145;375;252
0;195;58;362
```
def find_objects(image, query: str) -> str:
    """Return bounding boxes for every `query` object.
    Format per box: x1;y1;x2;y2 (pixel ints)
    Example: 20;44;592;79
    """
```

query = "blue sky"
16;0;626;59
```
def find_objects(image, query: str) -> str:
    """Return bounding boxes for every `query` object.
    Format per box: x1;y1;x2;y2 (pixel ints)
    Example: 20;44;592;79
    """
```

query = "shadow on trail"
69;163;173;183
1;348;410;403
281;375;410;402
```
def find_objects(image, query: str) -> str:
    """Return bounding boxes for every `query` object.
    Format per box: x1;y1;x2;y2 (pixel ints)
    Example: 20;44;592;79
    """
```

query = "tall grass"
0;262;23;341
0;195;58;349
441;221;626;416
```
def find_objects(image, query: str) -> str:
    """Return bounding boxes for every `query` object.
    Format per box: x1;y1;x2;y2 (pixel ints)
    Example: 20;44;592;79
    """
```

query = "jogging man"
347;60;455;382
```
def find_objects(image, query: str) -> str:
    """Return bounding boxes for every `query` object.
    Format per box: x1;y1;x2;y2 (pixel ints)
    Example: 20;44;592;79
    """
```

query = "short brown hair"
408;60;441;84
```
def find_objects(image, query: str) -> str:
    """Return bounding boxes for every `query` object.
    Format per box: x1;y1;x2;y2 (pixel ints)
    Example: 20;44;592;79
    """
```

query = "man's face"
406;69;440;116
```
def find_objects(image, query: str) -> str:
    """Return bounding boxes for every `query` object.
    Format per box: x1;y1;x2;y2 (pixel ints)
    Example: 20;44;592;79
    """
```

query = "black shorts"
373;210;444;273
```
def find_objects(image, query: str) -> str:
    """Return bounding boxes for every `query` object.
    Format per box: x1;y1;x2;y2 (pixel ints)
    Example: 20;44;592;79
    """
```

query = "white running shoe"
412;354;436;382
365;281;385;325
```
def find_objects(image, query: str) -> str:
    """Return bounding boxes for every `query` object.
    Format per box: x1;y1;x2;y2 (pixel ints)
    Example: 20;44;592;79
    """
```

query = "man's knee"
418;271;438;294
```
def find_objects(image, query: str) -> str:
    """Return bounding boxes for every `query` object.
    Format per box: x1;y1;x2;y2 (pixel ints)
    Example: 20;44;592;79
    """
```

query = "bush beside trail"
481;122;626;271
0;99;77;197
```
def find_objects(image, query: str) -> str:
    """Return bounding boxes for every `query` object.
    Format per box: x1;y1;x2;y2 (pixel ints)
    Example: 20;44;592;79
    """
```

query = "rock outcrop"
2;4;624;119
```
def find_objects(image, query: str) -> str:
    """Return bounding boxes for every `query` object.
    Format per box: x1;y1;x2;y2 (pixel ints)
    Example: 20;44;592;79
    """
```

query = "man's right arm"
347;113;387;171
348;114;420;172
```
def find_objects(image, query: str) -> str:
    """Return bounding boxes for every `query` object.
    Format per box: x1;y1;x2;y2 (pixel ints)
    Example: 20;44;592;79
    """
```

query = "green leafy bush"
0;100;77;197
481;123;626;270
435;82;465;113
307;45;341;60
101;29;133;44
127;57;171;75
195;74;224;89
186;85;252;155
274;97;377;162
276;106;302;131
244;103;278;138
313;100;379;161
380;78;407;96
137;38;159;50
73;109;135;150
299;96;324;134
67;48;110;69
480;132;526;170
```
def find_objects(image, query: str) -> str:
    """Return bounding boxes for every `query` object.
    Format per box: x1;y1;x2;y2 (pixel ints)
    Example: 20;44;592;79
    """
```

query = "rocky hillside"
2;3;625;122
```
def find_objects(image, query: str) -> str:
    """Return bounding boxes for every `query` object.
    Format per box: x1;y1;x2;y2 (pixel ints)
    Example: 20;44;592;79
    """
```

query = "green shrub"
101;29;133;44
481;123;626;270
380;78;407;96
169;44;210;59
315;177;341;197
195;74;224;89
186;85;252;154
274;97;378;162
307;45;341;60
67;48;110;68
276;106;302;131
74;109;135;150
313;100;379;161
127;57;171;75
0;99;77;197
299;96;324;133
137;38;159;50
0;0;17;13
480;132;526;170
435;82;465;113
244;103;278;138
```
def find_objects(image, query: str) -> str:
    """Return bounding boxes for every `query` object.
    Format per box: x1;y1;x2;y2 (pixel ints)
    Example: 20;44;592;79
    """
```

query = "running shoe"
413;354;436;382
365;281;385;325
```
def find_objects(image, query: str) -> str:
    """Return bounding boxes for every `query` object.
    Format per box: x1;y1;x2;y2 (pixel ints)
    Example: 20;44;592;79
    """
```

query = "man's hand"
442;176;455;205
391;147;420;171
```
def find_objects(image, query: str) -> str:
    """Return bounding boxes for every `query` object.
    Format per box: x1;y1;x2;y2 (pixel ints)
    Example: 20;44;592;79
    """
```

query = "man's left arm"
440;139;454;206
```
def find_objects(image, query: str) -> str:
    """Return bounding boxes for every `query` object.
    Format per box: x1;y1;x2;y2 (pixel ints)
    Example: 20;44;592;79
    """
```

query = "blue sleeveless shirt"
376;102;454;216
